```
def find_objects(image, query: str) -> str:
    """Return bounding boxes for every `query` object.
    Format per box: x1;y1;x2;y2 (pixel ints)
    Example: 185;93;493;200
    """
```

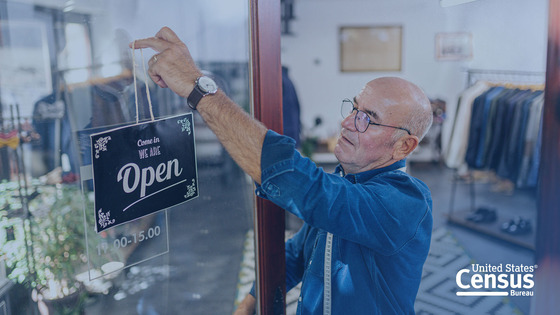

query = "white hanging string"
131;41;155;124
141;49;155;121
131;41;139;124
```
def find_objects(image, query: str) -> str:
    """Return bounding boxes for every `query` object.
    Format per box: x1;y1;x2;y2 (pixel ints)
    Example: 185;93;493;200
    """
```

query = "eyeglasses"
341;98;412;135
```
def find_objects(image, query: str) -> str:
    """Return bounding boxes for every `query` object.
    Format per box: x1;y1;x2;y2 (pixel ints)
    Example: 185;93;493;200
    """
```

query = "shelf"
311;152;338;165
446;209;535;251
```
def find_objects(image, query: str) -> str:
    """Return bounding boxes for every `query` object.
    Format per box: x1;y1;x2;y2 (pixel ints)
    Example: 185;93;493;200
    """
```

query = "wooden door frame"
250;0;286;314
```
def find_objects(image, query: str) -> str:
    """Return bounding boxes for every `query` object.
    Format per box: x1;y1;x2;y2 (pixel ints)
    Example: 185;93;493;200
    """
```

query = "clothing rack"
447;69;545;251
465;68;545;88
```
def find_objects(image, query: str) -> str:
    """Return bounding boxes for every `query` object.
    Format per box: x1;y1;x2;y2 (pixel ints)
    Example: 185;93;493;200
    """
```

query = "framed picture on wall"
339;25;402;72
435;32;473;61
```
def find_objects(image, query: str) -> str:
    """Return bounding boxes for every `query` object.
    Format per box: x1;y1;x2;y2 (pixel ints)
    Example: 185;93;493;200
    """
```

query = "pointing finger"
129;26;199;98
154;26;182;43
129;37;170;52
130;26;183;51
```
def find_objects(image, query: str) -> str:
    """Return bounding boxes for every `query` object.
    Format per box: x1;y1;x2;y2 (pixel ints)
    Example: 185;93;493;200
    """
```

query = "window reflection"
61;23;92;84
0;1;254;314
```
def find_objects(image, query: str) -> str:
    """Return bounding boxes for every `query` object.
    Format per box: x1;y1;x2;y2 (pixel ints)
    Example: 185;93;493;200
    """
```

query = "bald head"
361;77;433;140
336;77;433;171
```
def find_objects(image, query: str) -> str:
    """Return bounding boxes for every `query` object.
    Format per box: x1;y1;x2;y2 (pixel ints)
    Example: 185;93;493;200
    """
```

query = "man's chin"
333;146;346;163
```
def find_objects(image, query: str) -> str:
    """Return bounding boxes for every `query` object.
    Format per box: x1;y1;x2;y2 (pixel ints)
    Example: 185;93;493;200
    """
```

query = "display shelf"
311;152;337;165
409;124;443;163
445;69;543;253
446;209;535;251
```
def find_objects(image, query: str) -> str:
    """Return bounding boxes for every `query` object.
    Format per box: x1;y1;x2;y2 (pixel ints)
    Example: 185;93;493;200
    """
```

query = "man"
133;27;433;314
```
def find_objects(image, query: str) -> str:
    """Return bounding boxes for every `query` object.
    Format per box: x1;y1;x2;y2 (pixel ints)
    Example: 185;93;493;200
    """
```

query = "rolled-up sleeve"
255;130;296;198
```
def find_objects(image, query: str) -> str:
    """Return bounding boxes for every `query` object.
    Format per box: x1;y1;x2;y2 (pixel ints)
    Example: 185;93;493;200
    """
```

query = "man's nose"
341;113;356;131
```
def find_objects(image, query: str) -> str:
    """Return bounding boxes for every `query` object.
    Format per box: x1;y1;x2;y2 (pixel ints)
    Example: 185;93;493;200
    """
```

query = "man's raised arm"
131;26;268;184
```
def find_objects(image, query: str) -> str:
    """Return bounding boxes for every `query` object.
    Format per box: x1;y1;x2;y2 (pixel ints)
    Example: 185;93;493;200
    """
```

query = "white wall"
281;0;548;153
24;0;547;152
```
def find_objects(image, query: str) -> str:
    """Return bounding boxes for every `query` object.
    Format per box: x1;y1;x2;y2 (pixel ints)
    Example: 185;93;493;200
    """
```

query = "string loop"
131;41;155;124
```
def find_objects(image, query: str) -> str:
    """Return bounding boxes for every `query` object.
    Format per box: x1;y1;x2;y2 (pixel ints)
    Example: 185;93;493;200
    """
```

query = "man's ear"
392;135;419;161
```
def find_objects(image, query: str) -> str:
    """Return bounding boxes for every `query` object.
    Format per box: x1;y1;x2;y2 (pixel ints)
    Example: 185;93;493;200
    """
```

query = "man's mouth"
339;133;354;146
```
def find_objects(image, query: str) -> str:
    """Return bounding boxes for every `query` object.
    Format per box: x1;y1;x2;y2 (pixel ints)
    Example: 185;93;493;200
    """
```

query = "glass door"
0;1;284;314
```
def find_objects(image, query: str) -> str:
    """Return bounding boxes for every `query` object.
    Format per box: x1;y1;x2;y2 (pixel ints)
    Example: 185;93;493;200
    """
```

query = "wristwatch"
187;76;218;110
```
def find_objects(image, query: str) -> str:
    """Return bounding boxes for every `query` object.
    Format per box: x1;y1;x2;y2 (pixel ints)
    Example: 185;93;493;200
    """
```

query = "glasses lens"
341;99;354;118
355;111;369;133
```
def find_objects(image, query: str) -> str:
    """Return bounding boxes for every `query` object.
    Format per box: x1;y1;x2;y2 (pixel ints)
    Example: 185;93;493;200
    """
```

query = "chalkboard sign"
91;113;198;232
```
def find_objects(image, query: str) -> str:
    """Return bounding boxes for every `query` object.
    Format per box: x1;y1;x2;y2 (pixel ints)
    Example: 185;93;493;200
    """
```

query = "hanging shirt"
445;81;489;169
465;86;504;168
518;94;544;187
254;130;433;314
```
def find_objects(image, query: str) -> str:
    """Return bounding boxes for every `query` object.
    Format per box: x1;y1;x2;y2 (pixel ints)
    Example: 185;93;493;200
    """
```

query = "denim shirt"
255;130;432;314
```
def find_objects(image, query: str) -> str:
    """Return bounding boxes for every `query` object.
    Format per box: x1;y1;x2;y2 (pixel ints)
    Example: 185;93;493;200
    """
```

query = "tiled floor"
236;225;524;314
409;162;535;314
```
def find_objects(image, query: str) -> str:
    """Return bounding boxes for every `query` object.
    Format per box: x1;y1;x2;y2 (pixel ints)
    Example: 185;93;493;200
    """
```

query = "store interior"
0;0;551;314
280;1;547;313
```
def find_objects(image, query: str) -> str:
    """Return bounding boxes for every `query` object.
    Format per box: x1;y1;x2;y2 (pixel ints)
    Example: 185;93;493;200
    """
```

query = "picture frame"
339;25;402;72
435;32;473;61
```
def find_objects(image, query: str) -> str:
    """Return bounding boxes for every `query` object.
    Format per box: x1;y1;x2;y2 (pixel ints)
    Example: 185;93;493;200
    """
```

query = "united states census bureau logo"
456;263;536;297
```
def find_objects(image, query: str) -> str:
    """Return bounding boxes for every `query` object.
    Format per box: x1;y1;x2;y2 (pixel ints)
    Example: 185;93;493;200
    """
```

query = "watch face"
197;76;218;94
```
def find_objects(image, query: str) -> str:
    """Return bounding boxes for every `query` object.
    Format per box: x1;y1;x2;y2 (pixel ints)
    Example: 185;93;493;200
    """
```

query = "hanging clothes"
444;81;490;169
496;90;543;182
447;83;544;188
483;88;522;171
464;86;505;168
525;112;543;188
32;92;79;176
282;66;302;147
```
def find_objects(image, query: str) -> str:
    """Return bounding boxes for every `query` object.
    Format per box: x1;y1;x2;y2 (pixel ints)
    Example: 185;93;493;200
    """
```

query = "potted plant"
30;184;90;314
2;183;119;314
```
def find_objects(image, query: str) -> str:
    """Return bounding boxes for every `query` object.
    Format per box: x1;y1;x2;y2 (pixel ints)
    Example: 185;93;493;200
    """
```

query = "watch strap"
187;85;205;110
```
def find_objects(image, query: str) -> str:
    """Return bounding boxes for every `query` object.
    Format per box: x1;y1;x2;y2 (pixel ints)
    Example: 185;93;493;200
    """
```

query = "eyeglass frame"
341;98;412;135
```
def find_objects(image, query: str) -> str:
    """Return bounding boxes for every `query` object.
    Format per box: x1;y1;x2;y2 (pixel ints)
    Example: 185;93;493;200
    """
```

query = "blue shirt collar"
335;159;406;183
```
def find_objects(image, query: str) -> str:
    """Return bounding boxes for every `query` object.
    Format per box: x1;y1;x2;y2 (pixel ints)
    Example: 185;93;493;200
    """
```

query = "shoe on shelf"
501;216;532;235
466;207;497;223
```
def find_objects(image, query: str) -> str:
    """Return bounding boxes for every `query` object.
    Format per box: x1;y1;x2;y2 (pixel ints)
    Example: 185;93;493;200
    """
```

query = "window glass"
62;23;91;84
0;1;254;314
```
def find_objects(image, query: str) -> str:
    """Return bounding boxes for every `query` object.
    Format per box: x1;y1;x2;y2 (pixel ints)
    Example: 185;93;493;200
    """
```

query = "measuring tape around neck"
324;232;333;315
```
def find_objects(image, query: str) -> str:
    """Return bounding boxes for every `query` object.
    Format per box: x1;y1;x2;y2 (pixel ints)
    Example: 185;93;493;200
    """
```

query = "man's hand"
130;26;202;98
131;27;267;184
234;294;256;315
